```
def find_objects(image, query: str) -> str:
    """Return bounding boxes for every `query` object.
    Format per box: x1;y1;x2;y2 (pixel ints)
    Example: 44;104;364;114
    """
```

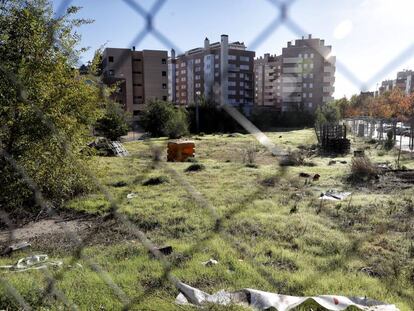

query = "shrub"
95;102;130;141
349;156;379;181
243;144;258;166
141;100;189;138
185;163;205;172
279;150;305;167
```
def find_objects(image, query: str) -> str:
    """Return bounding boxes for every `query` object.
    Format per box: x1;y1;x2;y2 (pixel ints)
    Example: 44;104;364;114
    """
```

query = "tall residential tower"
168;35;256;109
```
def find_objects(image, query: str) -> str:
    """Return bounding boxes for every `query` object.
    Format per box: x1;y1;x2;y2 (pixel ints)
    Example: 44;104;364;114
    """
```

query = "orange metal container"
167;141;195;162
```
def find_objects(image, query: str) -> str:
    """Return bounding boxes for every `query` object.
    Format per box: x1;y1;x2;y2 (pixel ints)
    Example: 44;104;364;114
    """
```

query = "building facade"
254;54;282;109
102;48;168;119
168;35;256;108
255;35;336;112
377;70;414;96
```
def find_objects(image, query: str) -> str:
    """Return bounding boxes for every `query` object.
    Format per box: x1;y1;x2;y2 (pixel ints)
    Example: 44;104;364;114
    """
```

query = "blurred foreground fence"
1;0;414;309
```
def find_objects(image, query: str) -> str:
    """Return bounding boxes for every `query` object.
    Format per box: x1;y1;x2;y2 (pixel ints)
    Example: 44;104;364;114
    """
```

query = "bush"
315;102;340;125
349;156;379;181
0;2;100;215
95;102;130;141
141;100;189;138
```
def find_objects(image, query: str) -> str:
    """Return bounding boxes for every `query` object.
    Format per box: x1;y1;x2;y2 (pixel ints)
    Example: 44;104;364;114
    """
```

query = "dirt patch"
0;211;143;254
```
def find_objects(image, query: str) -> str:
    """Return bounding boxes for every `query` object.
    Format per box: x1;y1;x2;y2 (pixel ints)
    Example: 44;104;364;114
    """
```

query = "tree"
95;102;130;141
0;0;101;214
315;102;341;125
141;100;189;138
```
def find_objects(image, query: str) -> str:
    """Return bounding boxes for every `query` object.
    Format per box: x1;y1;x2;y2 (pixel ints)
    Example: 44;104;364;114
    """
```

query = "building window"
181;77;186;82
310;63;314;69
195;75;201;80
162;71;167;77
303;93;307;98
310;73;313;78
133;71;142;74
228;55;237;61
215;72;219;77
195;83;201;88
162;83;167;89
133;59;142;62
181;85;186;89
195;66;201;72
162;58;167;64
304;53;308;59
163;96;167;101
109;56;114;62
133;83;143;87
240;56;250;62
215;63;219;68
133;110;140;116
240;65;250;70
308;102;313;108
181;62;186;67
303;83;307;88
108;70;114;76
310;53;314;58
309;93;313;98
309;83;313;88
195;59;201;64
180;69;186;74
215;55;219;59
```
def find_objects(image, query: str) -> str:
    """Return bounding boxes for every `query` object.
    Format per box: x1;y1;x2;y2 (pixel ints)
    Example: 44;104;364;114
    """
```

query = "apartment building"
168;35;256;108
101;47;168;119
255;35;336;112
254;54;282;109
377;70;414;96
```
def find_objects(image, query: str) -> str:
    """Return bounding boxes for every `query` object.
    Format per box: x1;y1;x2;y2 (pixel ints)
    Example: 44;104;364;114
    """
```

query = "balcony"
283;67;302;74
283;86;302;93
324;66;335;73
283;57;302;63
323;96;334;103
283;96;302;103
325;55;336;65
323;86;335;93
323;76;335;83
282;76;302;83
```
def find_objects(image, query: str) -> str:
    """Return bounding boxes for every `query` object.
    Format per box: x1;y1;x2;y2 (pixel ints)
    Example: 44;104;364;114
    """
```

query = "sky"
51;0;414;99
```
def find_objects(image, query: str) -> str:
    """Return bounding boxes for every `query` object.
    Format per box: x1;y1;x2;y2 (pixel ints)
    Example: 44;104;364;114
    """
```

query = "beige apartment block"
102;47;168;120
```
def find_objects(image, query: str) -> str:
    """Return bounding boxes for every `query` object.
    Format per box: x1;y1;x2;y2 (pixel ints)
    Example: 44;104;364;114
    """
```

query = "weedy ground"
1;129;414;310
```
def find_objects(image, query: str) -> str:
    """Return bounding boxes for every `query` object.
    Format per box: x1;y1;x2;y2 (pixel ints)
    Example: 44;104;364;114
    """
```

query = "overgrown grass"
1;129;413;310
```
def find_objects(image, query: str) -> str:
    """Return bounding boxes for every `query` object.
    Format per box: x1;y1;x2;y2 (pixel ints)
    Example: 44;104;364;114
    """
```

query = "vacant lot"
1;129;414;310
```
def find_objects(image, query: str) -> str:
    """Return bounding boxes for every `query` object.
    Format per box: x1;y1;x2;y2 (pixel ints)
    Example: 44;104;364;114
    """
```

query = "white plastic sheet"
0;255;62;272
175;282;399;311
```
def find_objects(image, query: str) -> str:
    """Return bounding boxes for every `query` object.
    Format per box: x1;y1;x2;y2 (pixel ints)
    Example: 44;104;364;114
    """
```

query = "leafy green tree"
315;102;341;125
141;100;189;138
95;102;130;141
0;0;101;214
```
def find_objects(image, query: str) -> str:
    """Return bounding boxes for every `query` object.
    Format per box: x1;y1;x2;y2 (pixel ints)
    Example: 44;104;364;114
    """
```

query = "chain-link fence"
1;0;413;310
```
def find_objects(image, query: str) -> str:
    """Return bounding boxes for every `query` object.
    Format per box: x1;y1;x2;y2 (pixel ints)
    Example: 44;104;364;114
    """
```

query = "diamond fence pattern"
1;0;413;309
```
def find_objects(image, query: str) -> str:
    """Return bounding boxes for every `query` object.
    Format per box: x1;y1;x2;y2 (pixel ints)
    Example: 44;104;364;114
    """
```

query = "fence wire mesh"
1;0;413;310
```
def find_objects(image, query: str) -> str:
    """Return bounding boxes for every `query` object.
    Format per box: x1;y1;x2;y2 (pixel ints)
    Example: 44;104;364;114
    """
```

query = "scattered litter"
328;160;337;165
313;174;321;181
202;259;218;266
0;255;62;272
227;133;243;138
151;246;173;256
299;172;311;178
175;282;399;310
87;138;129;157
320;191;352;201
340;161;347;164
127;193;138;199
1;242;31;256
